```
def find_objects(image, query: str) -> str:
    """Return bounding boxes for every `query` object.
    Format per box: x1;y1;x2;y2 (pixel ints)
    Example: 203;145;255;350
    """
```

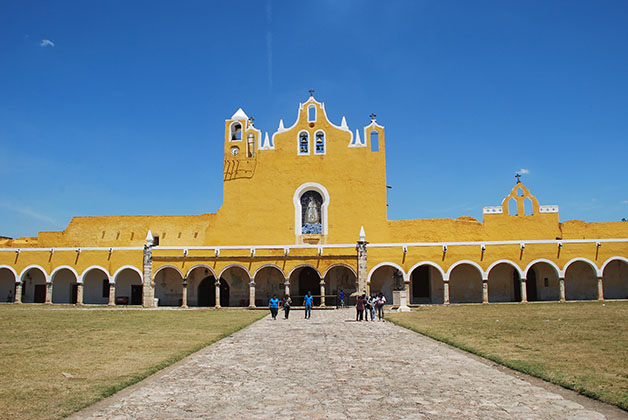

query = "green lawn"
388;301;628;411
0;306;265;420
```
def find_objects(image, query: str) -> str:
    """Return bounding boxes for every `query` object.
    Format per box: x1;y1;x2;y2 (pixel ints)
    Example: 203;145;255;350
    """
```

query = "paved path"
73;309;626;420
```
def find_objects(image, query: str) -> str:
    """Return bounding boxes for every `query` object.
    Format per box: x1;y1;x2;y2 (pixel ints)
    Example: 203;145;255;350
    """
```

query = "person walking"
339;289;345;307
365;294;372;321
283;294;292;319
303;291;313;319
376;292;386;321
368;294;376;322
269;294;279;320
356;293;365;321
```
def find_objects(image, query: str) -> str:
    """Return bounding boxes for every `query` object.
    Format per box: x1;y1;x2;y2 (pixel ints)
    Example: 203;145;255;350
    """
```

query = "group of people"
268;290;386;322
355;292;386;322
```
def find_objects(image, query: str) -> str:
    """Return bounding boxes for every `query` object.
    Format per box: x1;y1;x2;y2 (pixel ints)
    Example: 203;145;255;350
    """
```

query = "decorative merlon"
231;108;249;121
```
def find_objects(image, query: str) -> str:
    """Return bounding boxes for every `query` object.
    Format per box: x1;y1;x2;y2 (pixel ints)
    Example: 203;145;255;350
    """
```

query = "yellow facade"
1;96;627;307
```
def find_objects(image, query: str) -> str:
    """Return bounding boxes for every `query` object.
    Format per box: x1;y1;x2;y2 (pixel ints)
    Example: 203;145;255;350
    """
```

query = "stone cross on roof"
309;89;315;97
515;173;522;183
370;113;376;121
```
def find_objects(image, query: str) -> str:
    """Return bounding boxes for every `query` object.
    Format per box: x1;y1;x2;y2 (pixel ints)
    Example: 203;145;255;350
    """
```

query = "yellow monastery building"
1;95;627;308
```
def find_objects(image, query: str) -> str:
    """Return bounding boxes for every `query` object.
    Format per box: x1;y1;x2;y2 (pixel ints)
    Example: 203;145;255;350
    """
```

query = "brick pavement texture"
72;309;626;420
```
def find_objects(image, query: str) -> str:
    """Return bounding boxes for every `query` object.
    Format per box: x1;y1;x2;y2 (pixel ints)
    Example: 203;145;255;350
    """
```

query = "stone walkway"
73;309;626;420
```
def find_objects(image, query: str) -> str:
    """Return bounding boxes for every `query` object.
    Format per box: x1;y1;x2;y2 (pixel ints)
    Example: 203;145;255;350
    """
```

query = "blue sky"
1;0;627;239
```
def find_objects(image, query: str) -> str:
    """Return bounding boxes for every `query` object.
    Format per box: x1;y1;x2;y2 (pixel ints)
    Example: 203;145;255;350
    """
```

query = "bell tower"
223;108;261;181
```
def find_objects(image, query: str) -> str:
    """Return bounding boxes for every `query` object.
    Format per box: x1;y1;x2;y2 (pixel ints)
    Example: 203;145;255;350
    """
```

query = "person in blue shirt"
269;294;280;320
303;291;313;319
339;289;345;307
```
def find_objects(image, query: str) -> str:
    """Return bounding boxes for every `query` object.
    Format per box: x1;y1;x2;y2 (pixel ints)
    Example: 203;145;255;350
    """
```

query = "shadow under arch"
486;260;523;303
408;261;445;305
601;257;628;300
447;261;483;304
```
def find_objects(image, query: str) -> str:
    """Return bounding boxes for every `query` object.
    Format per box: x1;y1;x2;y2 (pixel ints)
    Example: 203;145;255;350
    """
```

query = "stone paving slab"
72;309;627;420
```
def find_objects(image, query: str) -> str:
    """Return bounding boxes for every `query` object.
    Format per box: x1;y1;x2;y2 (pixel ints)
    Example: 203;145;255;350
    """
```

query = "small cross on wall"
515;173;522;183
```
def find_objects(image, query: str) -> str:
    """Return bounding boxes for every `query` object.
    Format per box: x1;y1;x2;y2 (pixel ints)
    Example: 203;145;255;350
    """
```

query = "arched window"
299;132;309;154
315;131;325;154
308;105;316;122
301;191;323;234
230;122;242;141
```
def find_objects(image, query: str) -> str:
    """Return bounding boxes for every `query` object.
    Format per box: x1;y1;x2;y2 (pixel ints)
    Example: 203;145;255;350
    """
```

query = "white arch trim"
0;265;18;281
407;261;446;281
19;265;49;282
50;266;81;283
218;264;252;280
154;265;185;279
287;264;323;281
79;265;111;283
253;264;286;280
112;265;144;283
446;260;486;281
367;262;406;283
524;259;561;278
486;259;523;278
323;263;357;279
185;264;218;279
293;182;330;236
601;256;628;272
563;258;601;277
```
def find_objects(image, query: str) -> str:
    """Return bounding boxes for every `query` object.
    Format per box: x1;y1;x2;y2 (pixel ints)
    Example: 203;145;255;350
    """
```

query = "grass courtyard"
388;301;628;411
0;306;265;420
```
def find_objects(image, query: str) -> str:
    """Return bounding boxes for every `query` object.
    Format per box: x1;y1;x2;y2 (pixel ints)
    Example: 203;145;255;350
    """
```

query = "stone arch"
447;261;484;304
368;263;405;306
601;257;628;300
288;264;322;305
324;264;357;306
186;264;217;279
114;267;143;305
20;266;48;303
525;260;560;301
564;258;598;301
486;260;522;303
254;265;286;307
82;266;110;305
79;265;110;282
219;265;251;307
154;266;184;306
186;265;217;307
51;267;79;304
409;261;445;305
154;264;185;279
0;266;17;302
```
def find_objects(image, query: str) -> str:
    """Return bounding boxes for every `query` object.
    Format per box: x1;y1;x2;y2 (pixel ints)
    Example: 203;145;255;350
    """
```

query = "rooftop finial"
370;113;376;122
309;89;315;97
248;117;255;126
515;173;522;184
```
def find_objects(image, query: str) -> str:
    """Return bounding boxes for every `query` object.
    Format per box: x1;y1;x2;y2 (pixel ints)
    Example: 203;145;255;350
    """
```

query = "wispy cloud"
40;39;55;47
622;200;628;205
519;168;530;174
0;202;62;227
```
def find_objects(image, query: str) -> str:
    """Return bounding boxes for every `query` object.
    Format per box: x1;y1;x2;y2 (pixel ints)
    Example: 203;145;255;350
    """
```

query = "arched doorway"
198;276;225;307
114;268;143;305
369;265;399;305
21;267;47;303
0;268;16;302
324;265;357;307
565;261;598;301
410;264;444;304
448;263;483;304
289;266;321;306
52;268;78;304
525;261;560;301
83;268;110;305
219;266;250;307
487;262;521;303
602;259;628;299
255;266;286;307
154;267;183;306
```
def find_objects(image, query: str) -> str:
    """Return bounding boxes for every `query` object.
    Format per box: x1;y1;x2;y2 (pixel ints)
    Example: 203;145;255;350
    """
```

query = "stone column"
559;276;566;302
215;280;222;308
284;280;290;297
520;277;528;303
108;282;115;306
482;279;488;304
319;280;326;307
248;281;256;308
357;240;368;294
45;282;52;304
143;244;155;308
76;283;84;305
181;279;188;308
14;282;22;304
443;280;450;305
597;276;604;301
